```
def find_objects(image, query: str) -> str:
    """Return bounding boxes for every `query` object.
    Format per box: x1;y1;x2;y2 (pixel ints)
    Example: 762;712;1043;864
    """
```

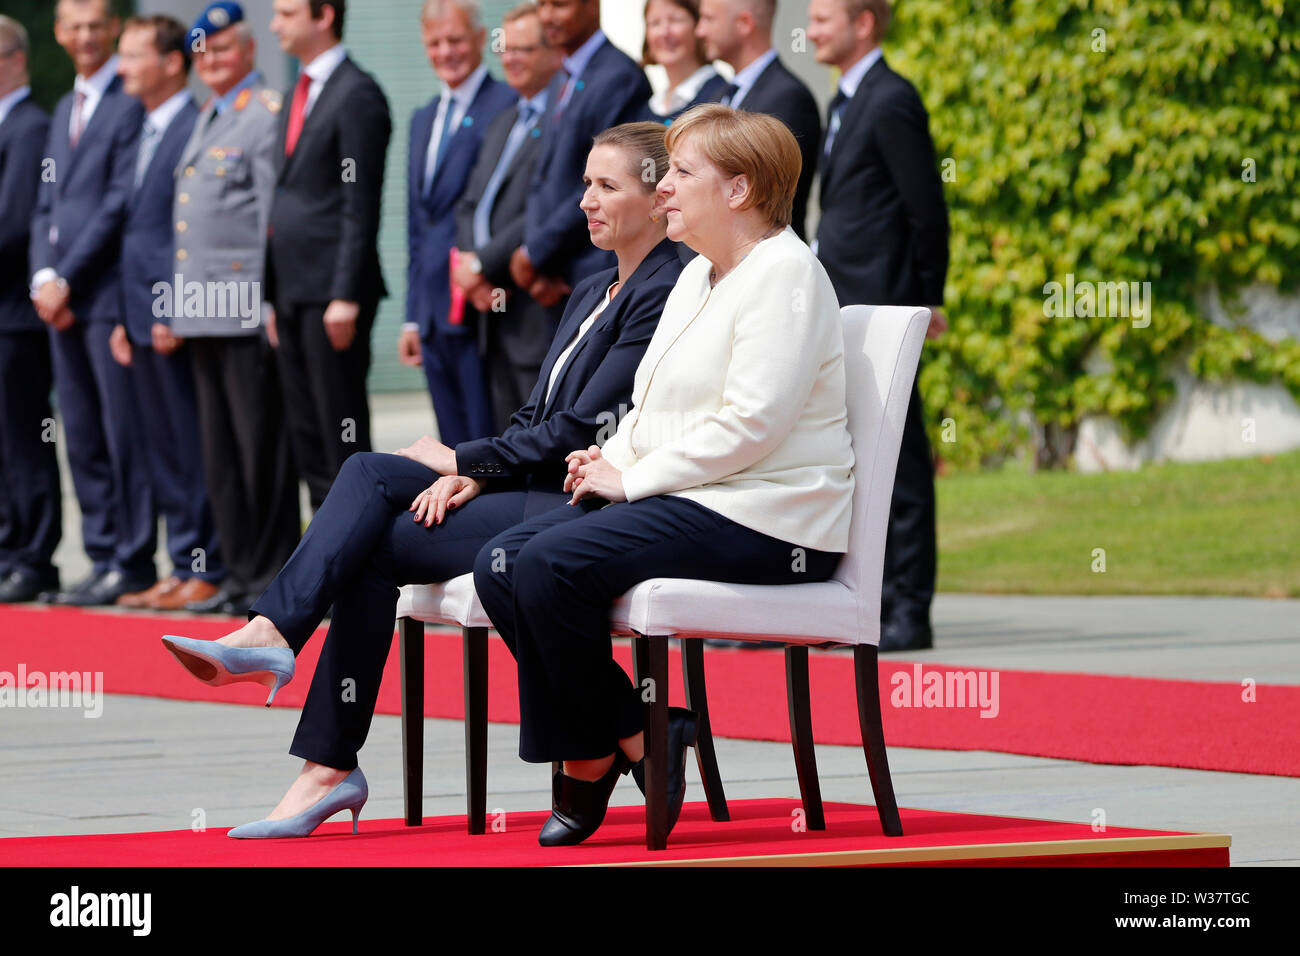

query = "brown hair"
641;0;708;69
123;14;192;74
842;0;891;41
592;121;671;195
665;104;801;229
309;0;345;40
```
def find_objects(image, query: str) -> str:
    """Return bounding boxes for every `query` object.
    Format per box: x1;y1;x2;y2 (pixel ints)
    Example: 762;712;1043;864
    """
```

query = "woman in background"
643;0;728;122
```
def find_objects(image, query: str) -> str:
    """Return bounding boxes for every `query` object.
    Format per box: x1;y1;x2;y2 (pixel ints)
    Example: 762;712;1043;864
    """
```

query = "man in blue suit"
0;16;61;603
508;0;654;301
29;0;152;606
108;14;225;611
400;0;517;447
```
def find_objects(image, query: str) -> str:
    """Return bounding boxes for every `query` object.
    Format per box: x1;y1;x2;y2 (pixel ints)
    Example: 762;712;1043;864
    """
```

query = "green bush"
890;0;1300;469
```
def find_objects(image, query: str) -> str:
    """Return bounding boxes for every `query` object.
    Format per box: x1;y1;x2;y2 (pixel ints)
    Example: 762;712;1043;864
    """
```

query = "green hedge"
890;0;1300;469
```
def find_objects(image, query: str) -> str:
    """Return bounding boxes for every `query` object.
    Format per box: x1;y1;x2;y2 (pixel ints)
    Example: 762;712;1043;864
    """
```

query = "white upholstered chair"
395;303;930;849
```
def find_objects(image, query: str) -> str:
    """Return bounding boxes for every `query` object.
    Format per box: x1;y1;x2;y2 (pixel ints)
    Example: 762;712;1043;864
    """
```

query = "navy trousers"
0;331;61;582
421;329;494;448
249;452;576;770
473;496;842;764
47;321;155;580
128;342;224;582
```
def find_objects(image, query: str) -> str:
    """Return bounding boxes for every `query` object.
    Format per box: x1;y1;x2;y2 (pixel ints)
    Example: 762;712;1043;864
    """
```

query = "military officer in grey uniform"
175;2;299;615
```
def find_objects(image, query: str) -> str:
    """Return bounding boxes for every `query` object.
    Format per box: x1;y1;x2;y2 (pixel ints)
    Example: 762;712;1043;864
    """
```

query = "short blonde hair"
665;104;801;230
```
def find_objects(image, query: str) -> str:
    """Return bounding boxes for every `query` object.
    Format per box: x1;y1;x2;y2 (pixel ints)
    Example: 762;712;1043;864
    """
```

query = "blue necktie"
473;102;538;247
719;82;739;107
134;121;159;190
823;90;849;160
424;96;457;195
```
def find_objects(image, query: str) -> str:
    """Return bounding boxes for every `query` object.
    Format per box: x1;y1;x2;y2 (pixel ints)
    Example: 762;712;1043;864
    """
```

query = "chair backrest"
833;305;931;637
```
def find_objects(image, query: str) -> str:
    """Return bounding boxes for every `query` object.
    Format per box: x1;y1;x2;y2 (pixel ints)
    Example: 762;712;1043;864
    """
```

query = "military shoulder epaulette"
257;89;282;113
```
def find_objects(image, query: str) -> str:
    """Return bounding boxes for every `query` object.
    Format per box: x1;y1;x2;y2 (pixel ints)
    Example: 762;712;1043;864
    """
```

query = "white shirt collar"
0;85;31;126
562;28;607;82
839;47;883;98
74;54;120;101
303;43;347;85
444;62;488;112
728;47;777;106
144;88;192;136
652;64;718;116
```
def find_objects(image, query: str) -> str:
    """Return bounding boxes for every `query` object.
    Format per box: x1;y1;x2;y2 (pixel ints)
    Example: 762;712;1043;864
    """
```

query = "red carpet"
2;605;1296;777
0;799;1229;867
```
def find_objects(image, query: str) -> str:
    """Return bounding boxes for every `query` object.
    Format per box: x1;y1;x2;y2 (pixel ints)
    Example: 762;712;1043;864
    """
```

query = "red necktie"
284;72;312;156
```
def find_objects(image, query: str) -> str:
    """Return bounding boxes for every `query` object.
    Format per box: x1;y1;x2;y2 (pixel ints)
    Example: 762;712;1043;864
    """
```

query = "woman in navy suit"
161;123;683;838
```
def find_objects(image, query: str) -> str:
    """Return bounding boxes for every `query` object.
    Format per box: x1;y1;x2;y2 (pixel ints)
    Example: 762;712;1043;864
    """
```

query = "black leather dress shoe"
630;706;699;836
58;570;154;607
40;570;100;604
185;588;250;615
539;752;631;847
0;568;59;603
879;619;934;652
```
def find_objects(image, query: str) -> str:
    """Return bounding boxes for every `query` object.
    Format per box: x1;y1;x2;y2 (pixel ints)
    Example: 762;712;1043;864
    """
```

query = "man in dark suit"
109;14;225;611
809;0;950;651
266;0;391;510
696;0;820;240
508;0;654;302
0;16;61;603
452;2;563;433
398;0;517;447
30;0;153;606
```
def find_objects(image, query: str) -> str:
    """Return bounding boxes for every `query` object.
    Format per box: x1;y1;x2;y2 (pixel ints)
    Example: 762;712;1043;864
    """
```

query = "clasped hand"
564;445;625;505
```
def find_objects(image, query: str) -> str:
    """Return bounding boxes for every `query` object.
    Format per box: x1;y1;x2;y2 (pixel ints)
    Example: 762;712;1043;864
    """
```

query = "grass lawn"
935;450;1300;597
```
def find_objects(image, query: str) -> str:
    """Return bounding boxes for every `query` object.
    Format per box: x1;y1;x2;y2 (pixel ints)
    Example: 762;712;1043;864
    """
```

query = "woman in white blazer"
473;105;855;847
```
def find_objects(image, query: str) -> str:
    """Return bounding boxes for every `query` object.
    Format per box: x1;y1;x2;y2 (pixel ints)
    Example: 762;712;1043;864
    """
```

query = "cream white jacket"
601;227;855;553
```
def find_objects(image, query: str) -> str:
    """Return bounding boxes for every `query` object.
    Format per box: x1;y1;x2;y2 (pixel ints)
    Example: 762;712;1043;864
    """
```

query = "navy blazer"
0;95;50;333
816;55;948;307
29;75;144;324
407;73;517;338
658;72;731;125
524;38;653;286
120;98;199;344
454;237;683;503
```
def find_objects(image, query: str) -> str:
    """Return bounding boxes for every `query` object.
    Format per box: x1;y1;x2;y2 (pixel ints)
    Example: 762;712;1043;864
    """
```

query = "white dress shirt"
546;283;617;403
724;48;777;109
650;65;720;117
601;229;855;553
300;43;348;119
424;62;489;191
69;55;120;140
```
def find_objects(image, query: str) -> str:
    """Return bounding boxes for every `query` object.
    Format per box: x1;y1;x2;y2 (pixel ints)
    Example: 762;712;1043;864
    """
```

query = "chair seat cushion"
398;575;875;646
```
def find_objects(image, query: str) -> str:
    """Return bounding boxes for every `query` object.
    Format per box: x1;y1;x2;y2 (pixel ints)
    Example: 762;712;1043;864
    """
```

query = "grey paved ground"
9;392;1297;866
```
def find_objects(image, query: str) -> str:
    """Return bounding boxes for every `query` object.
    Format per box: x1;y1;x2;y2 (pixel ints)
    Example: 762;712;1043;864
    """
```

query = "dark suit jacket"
0;95;50;333
524;38;653;286
29;75;144;324
816;56;948;307
408;73;516;338
723;56;821;242
455;237;683;501
120;98;199;344
454;101;559;370
266;57;392;307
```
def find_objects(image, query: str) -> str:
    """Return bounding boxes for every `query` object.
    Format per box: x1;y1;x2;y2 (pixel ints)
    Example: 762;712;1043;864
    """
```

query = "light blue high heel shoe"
160;634;295;706
227;768;368;839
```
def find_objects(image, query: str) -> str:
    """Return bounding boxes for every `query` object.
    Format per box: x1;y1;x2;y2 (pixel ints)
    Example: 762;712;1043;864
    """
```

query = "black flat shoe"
630;706;699;836
539;752;631;847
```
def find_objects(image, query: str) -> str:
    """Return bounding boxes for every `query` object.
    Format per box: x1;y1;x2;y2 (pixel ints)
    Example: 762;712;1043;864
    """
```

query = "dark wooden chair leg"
785;645;825;830
399;616;425;827
854;644;903;836
463;626;488;835
681;638;729;822
635;635;670;850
